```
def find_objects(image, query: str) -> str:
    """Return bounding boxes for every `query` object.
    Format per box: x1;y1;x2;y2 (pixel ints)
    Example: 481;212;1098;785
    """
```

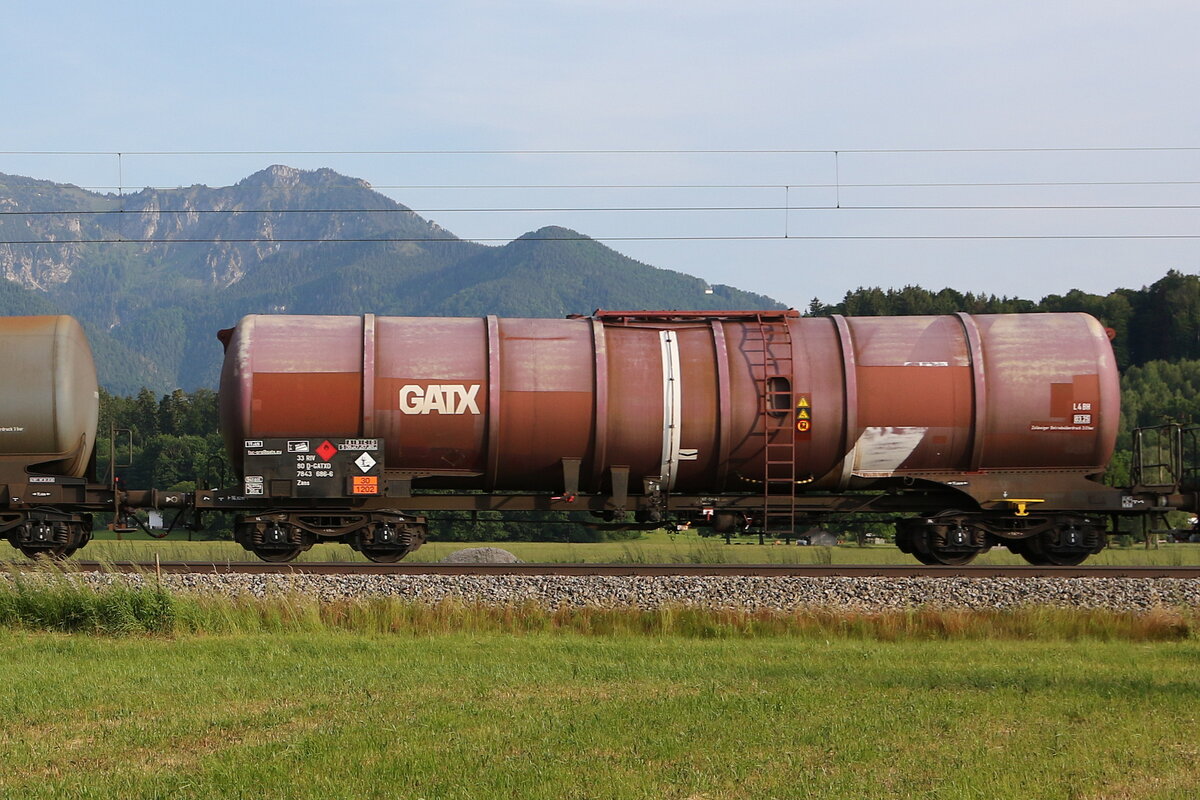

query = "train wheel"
1007;537;1052;565
936;550;977;566
905;522;982;566
910;549;942;566
915;546;978;566
1015;533;1089;567
251;547;304;563
351;517;418;563
361;549;405;563
1042;551;1088;567
18;546;76;559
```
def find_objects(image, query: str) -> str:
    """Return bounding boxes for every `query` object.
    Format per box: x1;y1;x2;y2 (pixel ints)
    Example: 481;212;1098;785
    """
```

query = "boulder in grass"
799;529;839;547
440;547;524;564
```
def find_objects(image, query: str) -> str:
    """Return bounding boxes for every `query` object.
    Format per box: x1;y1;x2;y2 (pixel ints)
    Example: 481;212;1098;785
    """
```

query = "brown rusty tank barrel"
0;315;99;478
218;311;1119;493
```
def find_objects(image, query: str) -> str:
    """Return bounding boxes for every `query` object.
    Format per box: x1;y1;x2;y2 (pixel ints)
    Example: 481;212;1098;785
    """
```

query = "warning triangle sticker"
797;396;810;408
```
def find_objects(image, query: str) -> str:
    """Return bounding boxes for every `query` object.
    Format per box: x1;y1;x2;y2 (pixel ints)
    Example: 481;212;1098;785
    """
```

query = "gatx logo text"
398;384;481;415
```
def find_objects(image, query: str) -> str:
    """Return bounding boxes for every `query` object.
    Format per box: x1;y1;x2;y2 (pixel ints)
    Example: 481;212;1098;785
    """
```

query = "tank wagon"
0;311;1193;565
198;309;1198;565
0;316;181;556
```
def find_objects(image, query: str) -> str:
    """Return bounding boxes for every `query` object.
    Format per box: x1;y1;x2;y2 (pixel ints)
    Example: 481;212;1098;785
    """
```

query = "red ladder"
744;314;797;537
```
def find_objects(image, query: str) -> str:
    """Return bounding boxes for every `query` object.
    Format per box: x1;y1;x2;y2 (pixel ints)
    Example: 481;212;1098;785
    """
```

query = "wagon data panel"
242;438;384;499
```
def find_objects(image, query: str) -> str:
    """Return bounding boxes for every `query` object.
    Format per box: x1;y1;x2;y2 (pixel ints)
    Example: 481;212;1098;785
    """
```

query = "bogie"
7;518;91;560
231;511;428;563
896;517;988;566
1010;524;1105;567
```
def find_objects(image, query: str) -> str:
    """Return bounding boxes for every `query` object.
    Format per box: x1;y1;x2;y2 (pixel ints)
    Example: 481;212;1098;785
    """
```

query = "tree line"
807;269;1200;370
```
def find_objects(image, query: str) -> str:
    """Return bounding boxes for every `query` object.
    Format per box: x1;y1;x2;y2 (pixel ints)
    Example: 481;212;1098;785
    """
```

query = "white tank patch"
850;426;928;477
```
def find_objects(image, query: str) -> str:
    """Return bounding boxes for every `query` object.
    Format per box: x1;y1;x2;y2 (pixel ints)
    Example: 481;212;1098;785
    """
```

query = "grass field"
0;574;1196;798
27;529;1200;566
0;629;1196;799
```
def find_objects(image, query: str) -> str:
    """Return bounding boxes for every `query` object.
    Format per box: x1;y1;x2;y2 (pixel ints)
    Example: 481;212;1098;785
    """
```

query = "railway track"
61;562;1200;578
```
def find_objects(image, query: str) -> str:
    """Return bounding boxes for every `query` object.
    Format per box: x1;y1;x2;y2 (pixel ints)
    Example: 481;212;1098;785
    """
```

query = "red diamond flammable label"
316;440;338;462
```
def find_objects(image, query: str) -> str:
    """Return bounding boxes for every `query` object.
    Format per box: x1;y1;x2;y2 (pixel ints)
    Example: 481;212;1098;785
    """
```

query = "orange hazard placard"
352;476;379;495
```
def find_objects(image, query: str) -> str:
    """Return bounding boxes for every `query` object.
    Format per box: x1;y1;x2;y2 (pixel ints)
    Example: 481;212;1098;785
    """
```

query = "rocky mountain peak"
236;165;370;192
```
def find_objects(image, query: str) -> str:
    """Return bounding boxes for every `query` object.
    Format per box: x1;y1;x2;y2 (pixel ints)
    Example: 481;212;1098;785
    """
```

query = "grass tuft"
0;563;177;634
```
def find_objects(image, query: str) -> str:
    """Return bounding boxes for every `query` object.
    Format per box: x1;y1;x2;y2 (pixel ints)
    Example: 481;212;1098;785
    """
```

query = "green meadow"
0;626;1197;799
0;574;1195;798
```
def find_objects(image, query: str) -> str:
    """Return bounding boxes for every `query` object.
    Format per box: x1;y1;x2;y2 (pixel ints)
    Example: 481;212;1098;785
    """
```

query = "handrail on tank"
1132;423;1184;491
572;309;801;323
107;426;134;485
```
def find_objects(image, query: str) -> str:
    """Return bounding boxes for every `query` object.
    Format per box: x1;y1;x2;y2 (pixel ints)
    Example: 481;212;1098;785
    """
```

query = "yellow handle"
989;498;1045;517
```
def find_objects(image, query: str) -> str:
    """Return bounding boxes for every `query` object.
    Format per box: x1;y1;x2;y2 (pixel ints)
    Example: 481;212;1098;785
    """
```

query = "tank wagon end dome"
0;315;98;478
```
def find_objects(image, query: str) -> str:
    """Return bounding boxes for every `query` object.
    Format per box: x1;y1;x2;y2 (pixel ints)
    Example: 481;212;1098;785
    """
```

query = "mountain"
403;227;776;317
0;166;472;292
0;166;784;393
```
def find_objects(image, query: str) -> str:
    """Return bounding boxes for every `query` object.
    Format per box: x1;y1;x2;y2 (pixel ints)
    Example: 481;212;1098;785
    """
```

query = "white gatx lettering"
424;387;449;414
398;385;424;414
457;384;481;414
397;384;482;415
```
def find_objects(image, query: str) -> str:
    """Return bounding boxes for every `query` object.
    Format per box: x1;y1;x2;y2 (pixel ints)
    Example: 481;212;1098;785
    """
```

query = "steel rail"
59;562;1200;579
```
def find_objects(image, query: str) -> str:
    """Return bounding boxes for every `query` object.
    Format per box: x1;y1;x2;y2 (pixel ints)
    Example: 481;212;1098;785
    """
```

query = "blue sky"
4;0;1199;306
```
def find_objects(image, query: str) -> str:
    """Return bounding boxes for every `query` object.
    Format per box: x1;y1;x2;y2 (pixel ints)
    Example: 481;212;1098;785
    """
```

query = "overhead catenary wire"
49;180;1200;192
5;234;1200;244
7;203;1200;216
6;146;1200;243
5;145;1200;154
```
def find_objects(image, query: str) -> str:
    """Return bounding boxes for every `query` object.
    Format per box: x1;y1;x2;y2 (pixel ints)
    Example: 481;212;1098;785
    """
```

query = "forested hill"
0;166;782;393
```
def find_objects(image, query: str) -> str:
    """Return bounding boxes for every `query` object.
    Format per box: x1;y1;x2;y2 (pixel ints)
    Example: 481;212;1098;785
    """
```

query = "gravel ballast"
35;573;1200;612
